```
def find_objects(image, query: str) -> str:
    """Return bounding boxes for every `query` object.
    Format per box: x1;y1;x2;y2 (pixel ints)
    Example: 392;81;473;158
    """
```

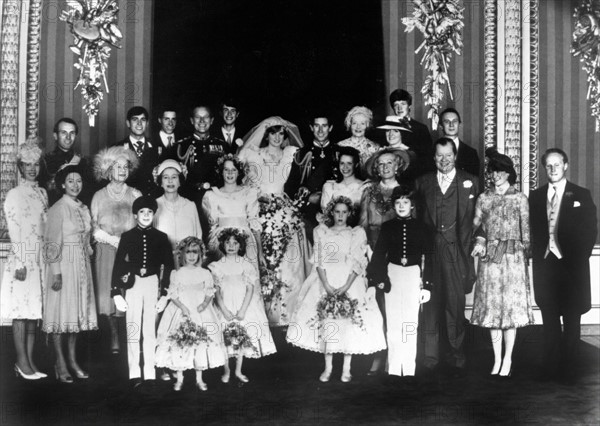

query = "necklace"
106;183;127;201
163;195;182;212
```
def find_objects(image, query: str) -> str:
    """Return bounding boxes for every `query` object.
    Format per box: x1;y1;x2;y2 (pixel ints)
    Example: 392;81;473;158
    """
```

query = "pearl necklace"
106;183;127;201
163;195;183;212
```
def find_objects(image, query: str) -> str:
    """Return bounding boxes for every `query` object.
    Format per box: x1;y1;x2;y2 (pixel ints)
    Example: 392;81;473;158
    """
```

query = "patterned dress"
43;195;98;333
287;225;386;354
1;182;48;323
337;137;380;166
91;185;140;315
470;187;534;329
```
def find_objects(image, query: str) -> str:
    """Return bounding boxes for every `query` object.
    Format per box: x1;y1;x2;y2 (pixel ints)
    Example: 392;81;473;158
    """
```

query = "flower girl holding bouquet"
287;196;386;382
155;237;225;391
208;228;276;384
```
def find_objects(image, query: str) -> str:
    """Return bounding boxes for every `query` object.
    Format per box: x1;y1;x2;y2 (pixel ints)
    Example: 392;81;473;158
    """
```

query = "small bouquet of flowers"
168;317;211;349
223;321;258;356
312;293;365;330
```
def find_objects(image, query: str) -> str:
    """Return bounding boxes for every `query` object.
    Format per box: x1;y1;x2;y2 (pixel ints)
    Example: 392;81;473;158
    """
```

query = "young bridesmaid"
208;228;277;383
287;196;386;382
155;237;225;391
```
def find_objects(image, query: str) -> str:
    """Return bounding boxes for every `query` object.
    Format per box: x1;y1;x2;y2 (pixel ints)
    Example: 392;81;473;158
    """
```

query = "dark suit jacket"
529;181;597;314
151;131;181;161
415;169;479;293
455;140;481;178
400;118;434;181
211;126;244;155
112;138;160;197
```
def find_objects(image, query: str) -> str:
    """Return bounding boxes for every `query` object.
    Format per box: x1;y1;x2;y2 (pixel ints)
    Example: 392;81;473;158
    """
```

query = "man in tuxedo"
389;88;434;179
414;137;479;377
39;118;95;206
153;107;179;161
529;148;597;383
439;108;480;178
213;98;244;154
113;106;160;197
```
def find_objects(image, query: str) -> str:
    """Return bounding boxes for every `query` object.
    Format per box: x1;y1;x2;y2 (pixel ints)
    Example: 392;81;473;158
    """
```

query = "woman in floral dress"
287;197;386;382
470;149;534;377
237;117;310;326
91;146;141;354
1;141;48;380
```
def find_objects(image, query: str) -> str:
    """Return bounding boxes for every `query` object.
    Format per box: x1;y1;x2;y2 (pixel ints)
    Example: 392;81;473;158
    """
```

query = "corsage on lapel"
463;180;473;189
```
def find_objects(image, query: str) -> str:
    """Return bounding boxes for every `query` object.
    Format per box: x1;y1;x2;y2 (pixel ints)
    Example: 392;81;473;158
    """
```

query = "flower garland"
258;194;304;302
310;293;364;331
402;0;464;128
572;0;600;131
168;317;211;349
60;0;123;127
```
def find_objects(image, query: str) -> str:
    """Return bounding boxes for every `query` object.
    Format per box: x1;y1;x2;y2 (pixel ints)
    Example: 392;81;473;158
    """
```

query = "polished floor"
1;323;598;425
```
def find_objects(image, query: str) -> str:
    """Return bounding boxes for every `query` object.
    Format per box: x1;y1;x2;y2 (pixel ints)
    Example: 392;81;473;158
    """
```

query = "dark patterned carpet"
1;323;598;425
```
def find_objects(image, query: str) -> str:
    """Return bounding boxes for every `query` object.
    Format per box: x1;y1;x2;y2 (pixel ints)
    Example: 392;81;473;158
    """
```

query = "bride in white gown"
237;117;311;327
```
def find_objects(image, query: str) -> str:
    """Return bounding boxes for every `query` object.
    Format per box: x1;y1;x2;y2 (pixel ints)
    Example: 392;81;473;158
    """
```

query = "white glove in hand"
114;295;128;312
155;296;168;313
419;289;431;304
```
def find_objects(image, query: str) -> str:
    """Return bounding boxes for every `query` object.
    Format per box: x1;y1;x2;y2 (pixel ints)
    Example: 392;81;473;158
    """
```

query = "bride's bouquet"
168;317;211;348
311;293;364;330
258;194;303;270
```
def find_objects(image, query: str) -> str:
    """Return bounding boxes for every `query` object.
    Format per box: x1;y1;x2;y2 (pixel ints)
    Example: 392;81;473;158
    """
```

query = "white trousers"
126;275;158;380
385;264;421;376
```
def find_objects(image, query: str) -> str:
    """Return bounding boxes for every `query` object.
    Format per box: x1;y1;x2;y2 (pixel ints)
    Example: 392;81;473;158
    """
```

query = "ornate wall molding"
504;0;522;190
0;0;41;238
528;0;540;190
26;0;42;139
483;0;497;189
0;0;22;236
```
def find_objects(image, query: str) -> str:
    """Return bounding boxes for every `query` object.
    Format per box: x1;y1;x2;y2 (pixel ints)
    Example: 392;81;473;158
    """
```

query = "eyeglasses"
186;249;199;254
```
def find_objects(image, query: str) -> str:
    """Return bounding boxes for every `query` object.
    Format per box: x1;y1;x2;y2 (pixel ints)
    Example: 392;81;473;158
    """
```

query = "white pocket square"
574;201;581;207
469;194;475;199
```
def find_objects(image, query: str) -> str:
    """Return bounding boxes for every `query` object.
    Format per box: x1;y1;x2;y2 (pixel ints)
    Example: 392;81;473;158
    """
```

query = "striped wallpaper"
381;0;485;154
38;0;154;156
539;0;599;225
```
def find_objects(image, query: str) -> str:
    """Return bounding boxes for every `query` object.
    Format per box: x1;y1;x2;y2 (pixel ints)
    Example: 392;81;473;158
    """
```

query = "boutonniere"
463;180;473;189
235;138;244;147
565;191;573;197
574;201;581;207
